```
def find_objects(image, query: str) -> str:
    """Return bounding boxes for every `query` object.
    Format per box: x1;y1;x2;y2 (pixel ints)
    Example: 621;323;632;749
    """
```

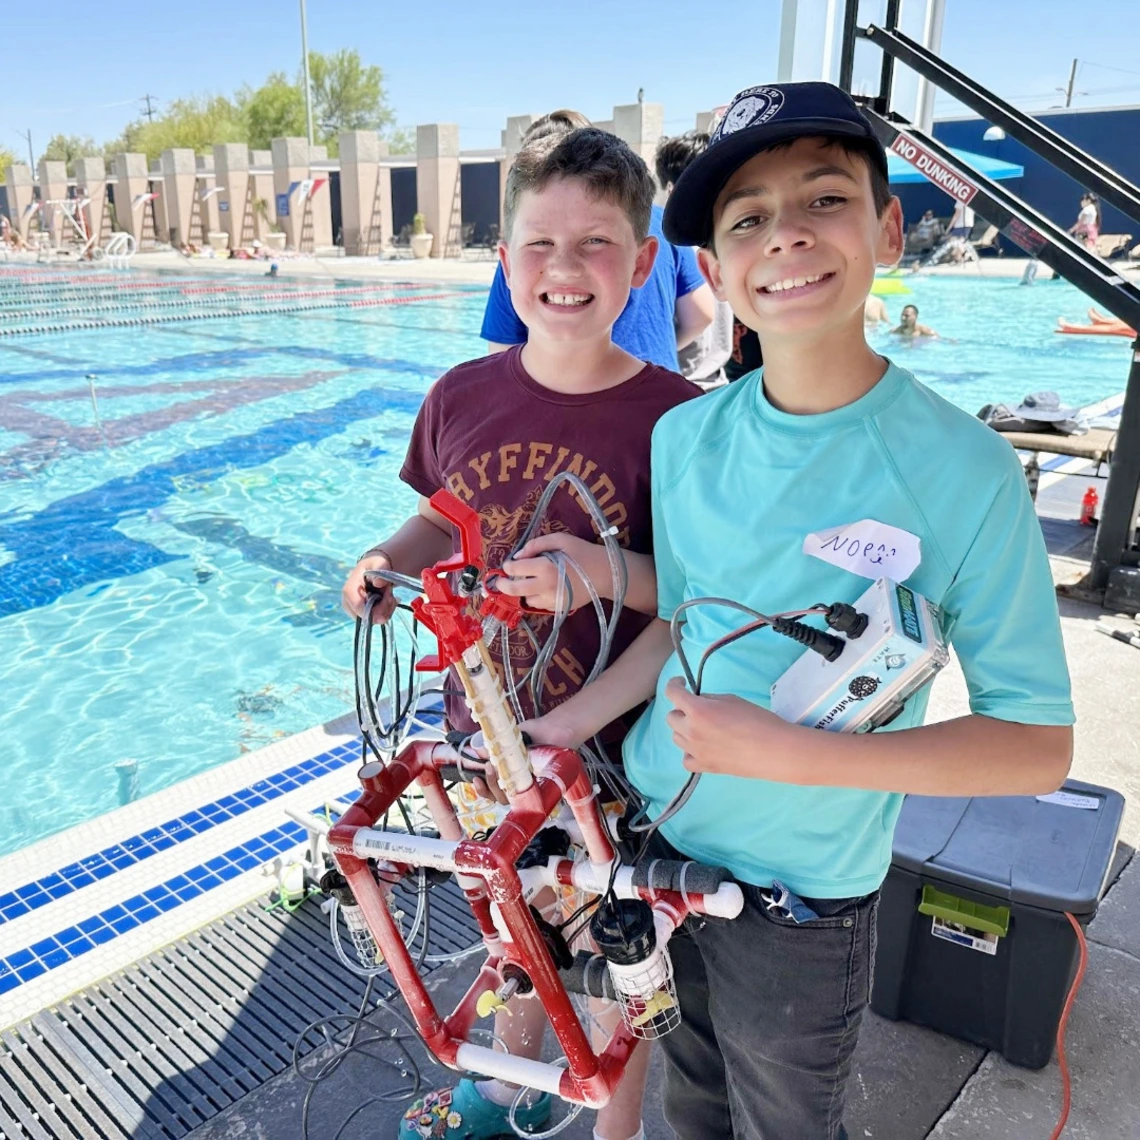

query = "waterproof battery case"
770;578;948;733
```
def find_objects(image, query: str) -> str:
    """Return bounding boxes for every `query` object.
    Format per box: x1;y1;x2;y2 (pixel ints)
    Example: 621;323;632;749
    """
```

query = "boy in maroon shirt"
342;128;698;1140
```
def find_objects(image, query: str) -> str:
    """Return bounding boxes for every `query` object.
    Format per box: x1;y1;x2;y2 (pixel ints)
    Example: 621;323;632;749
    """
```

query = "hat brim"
1012;405;1078;422
663;119;888;247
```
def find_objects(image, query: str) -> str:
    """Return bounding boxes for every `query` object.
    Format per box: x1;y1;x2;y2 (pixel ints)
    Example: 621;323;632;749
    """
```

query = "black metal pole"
861;24;1140;227
839;0;860;94
1090;349;1140;591
874;0;902;114
864;106;1140;597
863;109;1140;328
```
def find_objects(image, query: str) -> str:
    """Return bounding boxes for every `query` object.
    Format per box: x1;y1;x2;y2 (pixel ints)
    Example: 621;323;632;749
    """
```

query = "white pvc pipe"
524;857;745;920
453;1043;566;1097
353;829;460;870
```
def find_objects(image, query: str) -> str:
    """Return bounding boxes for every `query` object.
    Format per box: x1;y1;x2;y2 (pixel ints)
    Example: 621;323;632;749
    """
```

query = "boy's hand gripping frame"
329;490;743;1108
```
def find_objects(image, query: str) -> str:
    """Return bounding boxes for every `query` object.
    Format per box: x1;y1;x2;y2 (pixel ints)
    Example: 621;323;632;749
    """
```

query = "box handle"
918;885;1010;937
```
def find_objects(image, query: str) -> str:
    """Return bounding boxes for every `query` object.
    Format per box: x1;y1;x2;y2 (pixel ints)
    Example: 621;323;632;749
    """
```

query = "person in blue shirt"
481;109;715;370
520;83;1074;1139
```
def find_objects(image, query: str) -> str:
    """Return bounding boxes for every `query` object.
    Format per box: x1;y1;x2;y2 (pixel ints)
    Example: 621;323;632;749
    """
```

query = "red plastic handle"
428;489;485;571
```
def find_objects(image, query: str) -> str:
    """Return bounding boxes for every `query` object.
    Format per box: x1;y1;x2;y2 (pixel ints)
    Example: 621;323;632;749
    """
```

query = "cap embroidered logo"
718;87;786;139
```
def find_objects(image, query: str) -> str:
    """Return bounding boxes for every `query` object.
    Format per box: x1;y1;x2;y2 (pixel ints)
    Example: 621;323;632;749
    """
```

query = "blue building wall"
891;105;1140;254
391;167;417;237
460;162;500;245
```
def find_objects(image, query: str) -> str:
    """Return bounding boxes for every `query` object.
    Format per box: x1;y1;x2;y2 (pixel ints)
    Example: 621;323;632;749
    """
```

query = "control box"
770;578;948;733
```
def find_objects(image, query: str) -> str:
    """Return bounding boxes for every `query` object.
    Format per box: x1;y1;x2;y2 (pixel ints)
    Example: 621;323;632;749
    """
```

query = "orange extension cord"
1050;912;1089;1140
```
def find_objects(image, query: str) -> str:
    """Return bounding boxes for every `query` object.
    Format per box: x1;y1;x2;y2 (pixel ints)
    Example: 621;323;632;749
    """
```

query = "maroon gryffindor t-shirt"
400;345;699;743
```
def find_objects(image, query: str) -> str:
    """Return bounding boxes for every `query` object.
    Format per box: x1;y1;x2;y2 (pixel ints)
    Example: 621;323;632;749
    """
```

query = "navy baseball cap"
662;82;889;247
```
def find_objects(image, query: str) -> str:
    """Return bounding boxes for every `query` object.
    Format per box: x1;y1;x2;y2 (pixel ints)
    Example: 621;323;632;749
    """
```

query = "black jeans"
650;836;878;1139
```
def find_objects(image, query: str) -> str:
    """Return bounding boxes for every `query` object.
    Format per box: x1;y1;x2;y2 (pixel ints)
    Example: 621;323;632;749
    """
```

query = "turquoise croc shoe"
398;1078;552;1139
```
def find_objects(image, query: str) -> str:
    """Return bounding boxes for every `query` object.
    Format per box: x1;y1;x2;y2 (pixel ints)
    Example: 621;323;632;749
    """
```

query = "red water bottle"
1080;486;1099;526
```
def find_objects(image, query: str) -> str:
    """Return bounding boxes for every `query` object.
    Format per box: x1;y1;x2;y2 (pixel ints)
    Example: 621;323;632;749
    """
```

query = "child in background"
656;130;734;388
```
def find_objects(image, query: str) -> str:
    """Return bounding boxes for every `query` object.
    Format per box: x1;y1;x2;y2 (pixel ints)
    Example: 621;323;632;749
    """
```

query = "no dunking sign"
890;134;979;204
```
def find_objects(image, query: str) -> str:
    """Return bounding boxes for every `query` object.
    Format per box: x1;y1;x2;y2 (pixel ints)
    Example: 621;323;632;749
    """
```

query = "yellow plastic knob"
476;990;509;1019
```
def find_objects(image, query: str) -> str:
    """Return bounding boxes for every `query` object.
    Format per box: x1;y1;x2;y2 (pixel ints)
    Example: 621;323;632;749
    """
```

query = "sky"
4;0;1140;163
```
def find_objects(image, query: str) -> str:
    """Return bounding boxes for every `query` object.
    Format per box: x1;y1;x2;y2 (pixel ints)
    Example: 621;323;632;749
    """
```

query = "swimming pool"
0;266;1128;856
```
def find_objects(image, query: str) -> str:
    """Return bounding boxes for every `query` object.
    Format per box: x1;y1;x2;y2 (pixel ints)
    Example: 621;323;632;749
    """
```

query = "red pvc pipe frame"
326;488;728;1109
327;738;716;1109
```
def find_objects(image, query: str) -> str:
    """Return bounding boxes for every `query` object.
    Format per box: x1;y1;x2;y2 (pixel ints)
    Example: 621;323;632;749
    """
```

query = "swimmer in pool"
891;303;938;339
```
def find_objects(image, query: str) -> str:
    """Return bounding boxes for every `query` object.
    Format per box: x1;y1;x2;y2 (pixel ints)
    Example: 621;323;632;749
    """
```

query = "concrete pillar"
308;169;333;251
611;102;664;170
37;160;68;247
416;123;460;259
111;154;148;244
271;137;309;250
213;143;250;249
195;155;221;240
160;148;197;246
498;115;535;237
339;130;391;256
4;164;35;242
695;111;716;133
249;150;276;240
149;160;170;242
72;156;107;248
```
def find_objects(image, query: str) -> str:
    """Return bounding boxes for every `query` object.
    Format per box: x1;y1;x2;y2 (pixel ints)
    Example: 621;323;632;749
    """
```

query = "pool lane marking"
0;369;351;479
0;377;434;618
0;292;470;339
1;282;447;323
1;277;442;302
0;341;454;387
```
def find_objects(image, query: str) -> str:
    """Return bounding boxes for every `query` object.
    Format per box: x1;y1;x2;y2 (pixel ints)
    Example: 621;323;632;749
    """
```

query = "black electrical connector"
771;616;846;662
517;826;572;870
822;602;869;639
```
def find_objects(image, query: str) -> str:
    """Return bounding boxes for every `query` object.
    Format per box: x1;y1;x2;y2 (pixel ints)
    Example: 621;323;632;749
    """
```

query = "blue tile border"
0;818;314;997
0;739;363;928
0;694;447;1000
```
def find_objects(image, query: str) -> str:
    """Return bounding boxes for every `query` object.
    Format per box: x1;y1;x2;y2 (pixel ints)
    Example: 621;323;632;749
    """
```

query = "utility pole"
299;0;315;146
141;94;158;122
15;128;34;169
1064;58;1079;107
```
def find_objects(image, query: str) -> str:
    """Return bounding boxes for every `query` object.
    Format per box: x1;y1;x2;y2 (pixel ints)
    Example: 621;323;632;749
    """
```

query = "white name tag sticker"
803;519;921;581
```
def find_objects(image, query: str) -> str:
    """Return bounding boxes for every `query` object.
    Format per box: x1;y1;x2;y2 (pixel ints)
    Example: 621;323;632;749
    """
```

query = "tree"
0;144;20;174
42;134;98;174
239;73;307;151
102;96;244;162
309;49;393;137
386;128;416;155
95;49;398;162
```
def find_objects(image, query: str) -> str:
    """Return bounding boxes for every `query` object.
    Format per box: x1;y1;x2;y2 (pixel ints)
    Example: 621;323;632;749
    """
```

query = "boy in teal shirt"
524;83;1074;1138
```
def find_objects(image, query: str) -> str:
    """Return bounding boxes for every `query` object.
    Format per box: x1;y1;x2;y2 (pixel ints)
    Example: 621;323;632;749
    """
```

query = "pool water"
865;271;1131;414
0;267;1129;856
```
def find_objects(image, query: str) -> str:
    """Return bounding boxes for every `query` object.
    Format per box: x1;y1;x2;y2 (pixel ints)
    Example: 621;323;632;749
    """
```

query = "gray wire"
508;1061;584;1139
510;470;628;696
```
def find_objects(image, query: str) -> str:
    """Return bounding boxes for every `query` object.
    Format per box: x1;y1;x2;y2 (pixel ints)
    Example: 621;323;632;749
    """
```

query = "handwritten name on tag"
803;519;921;581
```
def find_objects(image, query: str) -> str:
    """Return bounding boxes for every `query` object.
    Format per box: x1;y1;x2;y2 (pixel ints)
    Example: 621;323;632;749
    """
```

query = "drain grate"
0;880;480;1139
